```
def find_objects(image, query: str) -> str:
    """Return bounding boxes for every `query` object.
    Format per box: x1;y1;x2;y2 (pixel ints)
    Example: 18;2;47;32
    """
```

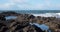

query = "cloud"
0;0;60;10
10;0;28;3
16;2;45;10
0;3;15;10
0;0;29;10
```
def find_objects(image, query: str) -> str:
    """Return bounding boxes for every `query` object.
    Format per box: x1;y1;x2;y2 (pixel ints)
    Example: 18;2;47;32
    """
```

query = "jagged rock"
0;15;6;21
0;11;60;32
28;15;35;19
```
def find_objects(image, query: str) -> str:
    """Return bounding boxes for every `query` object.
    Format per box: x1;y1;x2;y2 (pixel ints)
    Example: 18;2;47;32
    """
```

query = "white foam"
56;13;60;18
33;13;60;18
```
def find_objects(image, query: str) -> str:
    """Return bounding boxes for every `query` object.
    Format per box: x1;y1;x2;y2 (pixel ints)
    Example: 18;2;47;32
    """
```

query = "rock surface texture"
0;11;60;32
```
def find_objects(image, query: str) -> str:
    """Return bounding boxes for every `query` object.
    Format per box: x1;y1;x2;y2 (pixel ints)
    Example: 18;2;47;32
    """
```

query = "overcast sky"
0;0;60;10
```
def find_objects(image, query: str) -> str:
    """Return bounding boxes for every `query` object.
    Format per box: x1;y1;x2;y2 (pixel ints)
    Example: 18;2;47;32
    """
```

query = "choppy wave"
33;13;60;18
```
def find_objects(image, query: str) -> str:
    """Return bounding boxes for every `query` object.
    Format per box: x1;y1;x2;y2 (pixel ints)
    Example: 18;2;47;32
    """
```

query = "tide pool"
5;16;17;20
30;23;51;32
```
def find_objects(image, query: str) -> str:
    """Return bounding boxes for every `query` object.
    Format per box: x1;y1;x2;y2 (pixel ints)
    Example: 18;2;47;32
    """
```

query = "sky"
0;0;60;10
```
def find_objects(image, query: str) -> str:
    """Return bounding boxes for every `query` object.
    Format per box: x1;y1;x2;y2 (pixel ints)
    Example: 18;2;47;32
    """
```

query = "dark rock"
1;27;8;32
0;15;6;21
28;15;35;19
58;24;60;29
1;11;17;14
15;25;23;30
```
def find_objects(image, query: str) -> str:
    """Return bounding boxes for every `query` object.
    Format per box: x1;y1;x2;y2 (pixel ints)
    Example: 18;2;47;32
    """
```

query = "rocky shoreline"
0;11;60;32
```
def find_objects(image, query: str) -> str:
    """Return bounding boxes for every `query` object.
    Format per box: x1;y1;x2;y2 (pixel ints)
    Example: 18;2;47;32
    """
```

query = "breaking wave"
33;13;60;18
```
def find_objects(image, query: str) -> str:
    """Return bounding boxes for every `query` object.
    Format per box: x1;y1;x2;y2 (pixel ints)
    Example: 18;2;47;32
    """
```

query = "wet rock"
28;15;35;19
0;11;60;32
0;15;6;21
58;24;60;29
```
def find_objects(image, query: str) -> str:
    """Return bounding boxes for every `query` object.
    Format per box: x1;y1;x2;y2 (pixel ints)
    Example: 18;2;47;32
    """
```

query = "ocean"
0;10;60;17
15;10;60;14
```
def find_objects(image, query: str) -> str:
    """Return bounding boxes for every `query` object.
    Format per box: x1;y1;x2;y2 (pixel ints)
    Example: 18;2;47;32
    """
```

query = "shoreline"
0;11;60;32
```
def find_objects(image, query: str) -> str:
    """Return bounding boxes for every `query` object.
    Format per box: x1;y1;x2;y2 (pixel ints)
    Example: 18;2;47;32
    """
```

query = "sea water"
30;23;51;32
14;10;60;18
1;10;60;18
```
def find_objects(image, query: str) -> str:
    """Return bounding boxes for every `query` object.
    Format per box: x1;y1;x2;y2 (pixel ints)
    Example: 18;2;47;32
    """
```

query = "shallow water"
5;16;17;20
30;23;51;32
